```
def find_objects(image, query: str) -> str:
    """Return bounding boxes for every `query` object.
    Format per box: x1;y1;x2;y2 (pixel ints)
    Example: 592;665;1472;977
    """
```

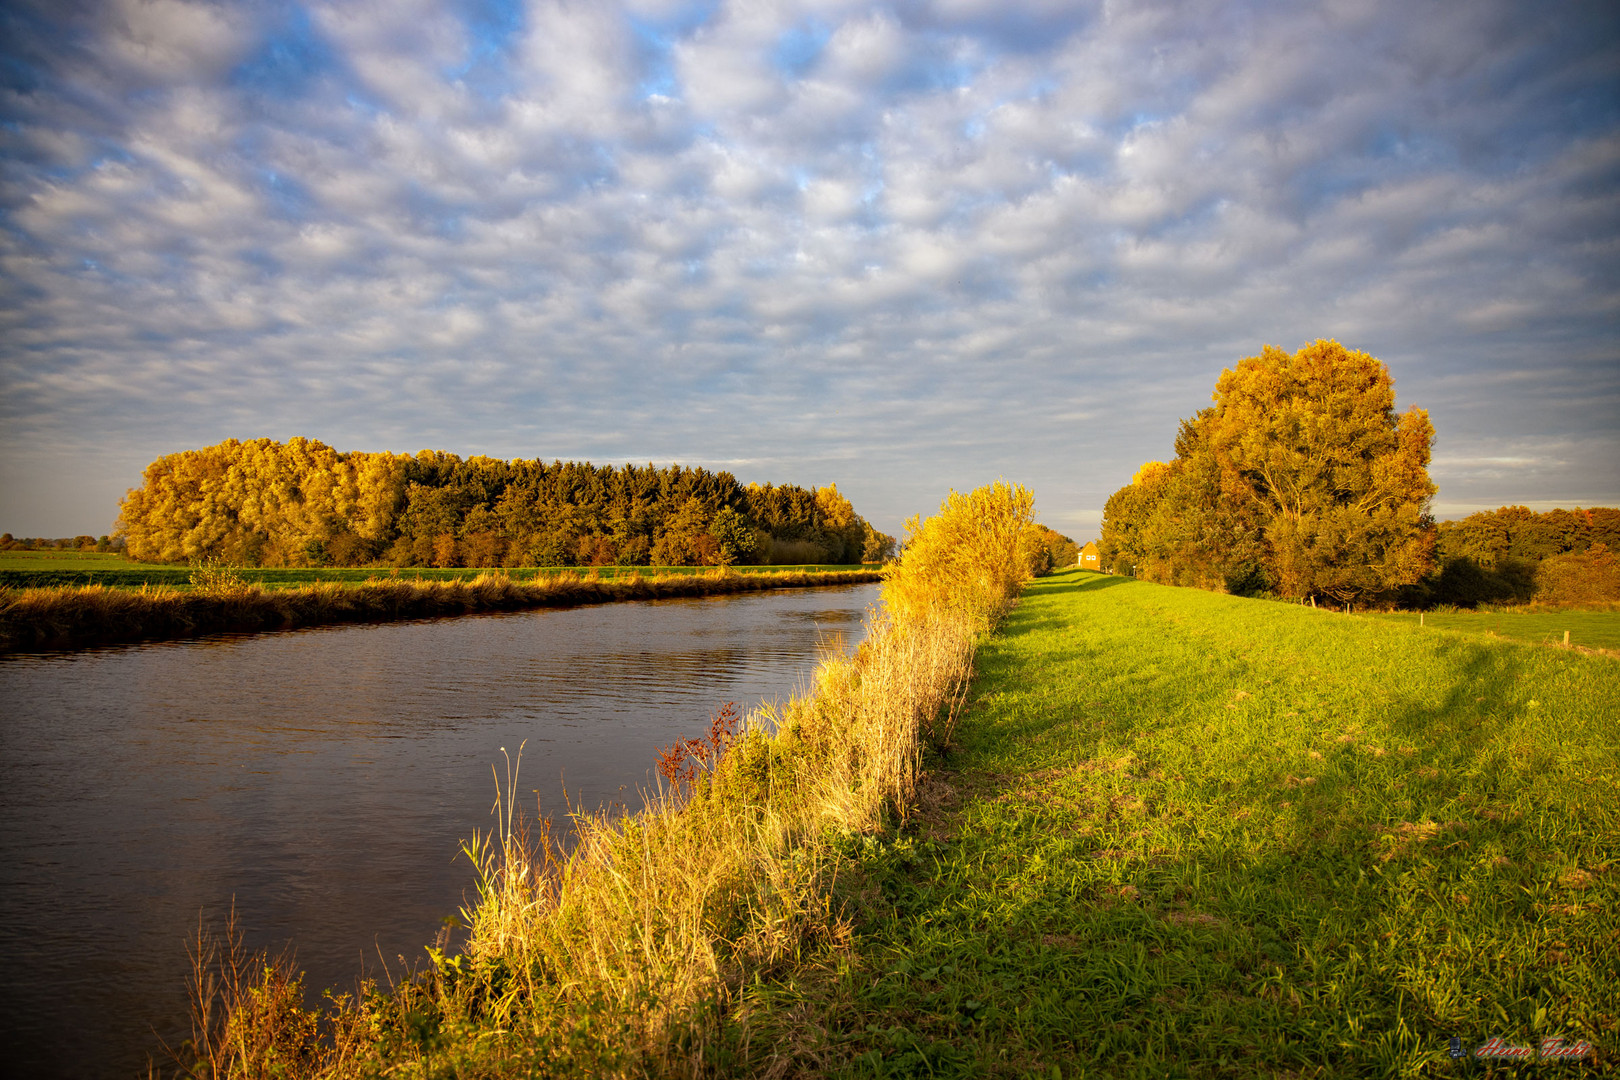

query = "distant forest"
116;439;897;568
1428;505;1620;606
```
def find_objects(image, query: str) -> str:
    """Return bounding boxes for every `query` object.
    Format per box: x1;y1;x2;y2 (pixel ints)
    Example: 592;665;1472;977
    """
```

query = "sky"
1;0;1616;541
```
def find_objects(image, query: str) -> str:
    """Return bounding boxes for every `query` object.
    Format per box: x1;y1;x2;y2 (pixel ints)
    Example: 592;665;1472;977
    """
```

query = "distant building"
1078;541;1102;570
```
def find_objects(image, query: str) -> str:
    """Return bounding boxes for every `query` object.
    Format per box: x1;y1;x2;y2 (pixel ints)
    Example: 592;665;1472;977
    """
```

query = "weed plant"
168;484;1046;1077
735;570;1619;1077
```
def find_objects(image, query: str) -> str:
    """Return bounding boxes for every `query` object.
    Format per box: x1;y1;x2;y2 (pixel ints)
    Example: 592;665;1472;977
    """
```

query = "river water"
0;582;879;1079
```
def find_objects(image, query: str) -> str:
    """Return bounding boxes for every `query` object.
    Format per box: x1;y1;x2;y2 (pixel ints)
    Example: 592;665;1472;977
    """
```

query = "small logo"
1449;1036;1463;1060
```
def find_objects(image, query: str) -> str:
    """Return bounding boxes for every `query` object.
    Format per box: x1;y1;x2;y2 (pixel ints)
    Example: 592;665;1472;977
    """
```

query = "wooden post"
1420;611;1424;627
1565;630;1570;646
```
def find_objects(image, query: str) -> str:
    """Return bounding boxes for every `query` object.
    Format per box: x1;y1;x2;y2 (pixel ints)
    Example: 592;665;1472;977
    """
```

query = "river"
0;582;879;1079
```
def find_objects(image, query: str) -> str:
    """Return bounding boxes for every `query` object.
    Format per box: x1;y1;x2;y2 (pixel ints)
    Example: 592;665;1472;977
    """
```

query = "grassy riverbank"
172;483;1045;1078
736;569;1619;1075
0;568;881;652
0;548;871;590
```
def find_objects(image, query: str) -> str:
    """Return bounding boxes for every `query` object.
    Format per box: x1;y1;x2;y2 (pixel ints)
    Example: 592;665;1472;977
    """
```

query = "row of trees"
1437;505;1620;565
1032;525;1080;574
0;534;124;552
116;439;896;568
1100;340;1437;607
1420;506;1620;606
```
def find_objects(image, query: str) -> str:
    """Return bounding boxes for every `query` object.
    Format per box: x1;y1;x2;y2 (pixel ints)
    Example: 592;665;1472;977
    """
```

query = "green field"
741;569;1619;1076
0;549;871;590
1370;609;1620;653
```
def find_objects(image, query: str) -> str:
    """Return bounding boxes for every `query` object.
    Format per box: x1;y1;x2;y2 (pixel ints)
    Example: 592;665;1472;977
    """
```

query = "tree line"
116;439;896;568
1;534;125;552
1427;506;1620;606
1097;339;1617;608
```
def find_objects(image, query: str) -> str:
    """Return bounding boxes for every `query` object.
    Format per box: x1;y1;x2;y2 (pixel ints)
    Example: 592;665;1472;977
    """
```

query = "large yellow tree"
1100;340;1436;604
1204;340;1435;603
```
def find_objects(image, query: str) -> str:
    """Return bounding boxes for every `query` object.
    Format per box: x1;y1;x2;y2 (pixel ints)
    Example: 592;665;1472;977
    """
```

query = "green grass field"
0;549;870;590
1370;609;1620;653
738;569;1619;1077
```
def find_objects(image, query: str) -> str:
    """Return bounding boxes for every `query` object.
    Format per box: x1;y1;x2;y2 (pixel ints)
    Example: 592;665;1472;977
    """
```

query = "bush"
1535;544;1620;605
882;481;1045;630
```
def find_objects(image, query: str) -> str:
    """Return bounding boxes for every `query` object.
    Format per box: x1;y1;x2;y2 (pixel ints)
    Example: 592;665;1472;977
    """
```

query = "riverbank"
736;569;1619;1075
0;548;873;589
0;568;882;653
171;482;1044;1079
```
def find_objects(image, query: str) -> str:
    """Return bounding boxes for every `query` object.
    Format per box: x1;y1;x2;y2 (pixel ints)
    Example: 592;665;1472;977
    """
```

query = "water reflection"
0;583;878;1080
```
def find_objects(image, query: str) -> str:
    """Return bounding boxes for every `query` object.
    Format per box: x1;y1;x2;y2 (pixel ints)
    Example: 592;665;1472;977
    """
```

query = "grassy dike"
0;568;880;653
734;569;1619;1077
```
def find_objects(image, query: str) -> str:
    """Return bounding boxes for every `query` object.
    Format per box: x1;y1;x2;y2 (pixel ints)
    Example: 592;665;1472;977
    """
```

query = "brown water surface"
0;583;877;1079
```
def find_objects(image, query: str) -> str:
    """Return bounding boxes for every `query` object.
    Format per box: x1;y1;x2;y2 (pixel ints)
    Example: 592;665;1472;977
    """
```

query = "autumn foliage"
1101;340;1436;605
116;439;895;568
882;480;1047;629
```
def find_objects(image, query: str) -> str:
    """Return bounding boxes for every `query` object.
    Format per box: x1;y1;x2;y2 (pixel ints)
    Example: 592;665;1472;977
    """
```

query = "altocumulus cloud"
1;0;1616;536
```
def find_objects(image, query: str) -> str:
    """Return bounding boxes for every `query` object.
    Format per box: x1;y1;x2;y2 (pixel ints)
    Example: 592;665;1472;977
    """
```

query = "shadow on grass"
1070;573;1133;593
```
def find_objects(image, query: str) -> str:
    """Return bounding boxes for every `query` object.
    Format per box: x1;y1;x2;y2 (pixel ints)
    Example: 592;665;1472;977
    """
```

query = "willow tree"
1102;340;1436;605
1206;340;1436;602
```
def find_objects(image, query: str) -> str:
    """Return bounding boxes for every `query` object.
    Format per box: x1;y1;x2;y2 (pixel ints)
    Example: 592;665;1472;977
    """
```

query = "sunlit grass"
736;569;1619;1076
1368;608;1620;653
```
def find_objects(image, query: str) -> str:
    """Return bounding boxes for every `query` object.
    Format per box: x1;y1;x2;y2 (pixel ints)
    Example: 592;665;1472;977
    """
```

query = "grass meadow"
1369;609;1620;654
735;569;1618;1077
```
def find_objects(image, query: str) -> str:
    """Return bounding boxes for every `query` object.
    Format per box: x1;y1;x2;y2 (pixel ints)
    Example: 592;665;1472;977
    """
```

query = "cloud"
0;0;1616;536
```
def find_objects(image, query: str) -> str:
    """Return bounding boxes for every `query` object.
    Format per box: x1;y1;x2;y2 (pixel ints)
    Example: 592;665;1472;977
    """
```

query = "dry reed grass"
165;484;1044;1078
0;568;880;653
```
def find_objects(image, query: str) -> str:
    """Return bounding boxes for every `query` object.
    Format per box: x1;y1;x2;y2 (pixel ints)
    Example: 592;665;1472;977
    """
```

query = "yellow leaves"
881;480;1042;629
119;438;418;567
1130;461;1172;488
813;483;857;529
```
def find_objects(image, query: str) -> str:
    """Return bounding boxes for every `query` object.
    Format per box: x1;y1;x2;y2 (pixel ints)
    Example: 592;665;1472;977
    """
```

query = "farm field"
1369;608;1620;653
0;549;869;590
739;569;1619;1076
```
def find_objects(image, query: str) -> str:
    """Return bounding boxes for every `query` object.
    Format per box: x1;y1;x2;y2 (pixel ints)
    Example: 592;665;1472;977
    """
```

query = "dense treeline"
1032;524;1079;573
1437;505;1620;564
1096;340;1618;608
1423;506;1620;607
116;439;895;568
1100;340;1436;606
0;533;123;552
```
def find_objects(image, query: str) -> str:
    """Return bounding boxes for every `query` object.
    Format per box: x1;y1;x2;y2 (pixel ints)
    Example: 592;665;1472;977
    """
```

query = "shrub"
1535;543;1620;605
